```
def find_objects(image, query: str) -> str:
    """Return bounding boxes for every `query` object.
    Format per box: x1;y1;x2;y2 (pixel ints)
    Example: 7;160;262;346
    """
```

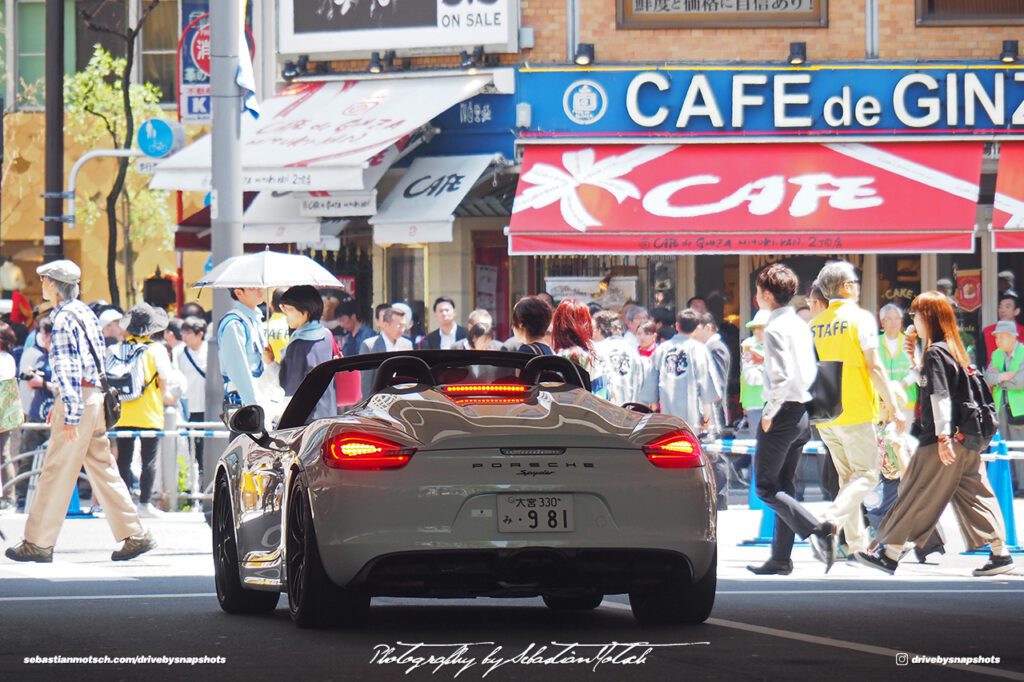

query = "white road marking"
0;563;139;582
715;588;1024;595
601;601;1024;680
0;593;217;603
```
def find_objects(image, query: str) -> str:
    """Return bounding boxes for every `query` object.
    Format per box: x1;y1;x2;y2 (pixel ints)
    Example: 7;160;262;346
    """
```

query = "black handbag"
68;309;122;429
806;345;844;425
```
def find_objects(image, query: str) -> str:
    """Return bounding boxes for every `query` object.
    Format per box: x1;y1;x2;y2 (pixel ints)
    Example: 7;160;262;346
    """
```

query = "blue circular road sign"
137;119;186;158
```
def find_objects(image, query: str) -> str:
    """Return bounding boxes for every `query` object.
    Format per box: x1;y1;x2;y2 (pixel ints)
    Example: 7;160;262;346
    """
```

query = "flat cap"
36;259;81;285
993;320;1018;336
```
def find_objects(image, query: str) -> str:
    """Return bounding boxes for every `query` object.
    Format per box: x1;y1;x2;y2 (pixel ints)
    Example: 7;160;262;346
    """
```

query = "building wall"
517;0;1019;64
1;111;180;306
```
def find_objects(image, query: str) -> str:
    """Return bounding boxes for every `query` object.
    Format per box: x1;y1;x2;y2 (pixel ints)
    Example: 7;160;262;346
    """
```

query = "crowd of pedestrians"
0;256;1020;578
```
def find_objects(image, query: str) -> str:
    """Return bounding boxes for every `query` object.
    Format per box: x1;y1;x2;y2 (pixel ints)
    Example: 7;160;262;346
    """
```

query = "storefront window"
916;0;1024;25
536;255;642;310
746;255;865;313
938;245;982;364
387;246;426;340
694;255;739;325
877;255;921;322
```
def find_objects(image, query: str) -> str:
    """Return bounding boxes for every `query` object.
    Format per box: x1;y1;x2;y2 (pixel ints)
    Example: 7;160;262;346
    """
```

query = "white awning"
370;154;498;244
150;74;492;192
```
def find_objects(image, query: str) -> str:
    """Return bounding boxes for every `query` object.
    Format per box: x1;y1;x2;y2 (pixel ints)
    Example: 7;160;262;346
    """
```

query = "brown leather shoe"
111;531;156;561
5;540;54;563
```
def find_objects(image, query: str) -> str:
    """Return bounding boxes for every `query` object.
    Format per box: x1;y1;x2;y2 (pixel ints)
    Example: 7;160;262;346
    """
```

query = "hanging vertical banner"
956;269;982;313
177;2;255;125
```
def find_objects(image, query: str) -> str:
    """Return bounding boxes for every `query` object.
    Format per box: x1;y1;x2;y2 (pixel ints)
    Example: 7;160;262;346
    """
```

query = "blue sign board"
137;119;185;158
400;94;516;165
518;64;1024;139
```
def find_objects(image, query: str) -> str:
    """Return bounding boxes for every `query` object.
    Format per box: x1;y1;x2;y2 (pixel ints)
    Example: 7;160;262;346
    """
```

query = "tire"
286;478;370;628
542;592;604;611
629;549;717;625
213;477;280;615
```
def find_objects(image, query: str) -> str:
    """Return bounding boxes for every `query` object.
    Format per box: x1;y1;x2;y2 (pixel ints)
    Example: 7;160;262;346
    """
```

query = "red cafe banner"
992;142;1024;252
956;269;983;313
508;142;984;255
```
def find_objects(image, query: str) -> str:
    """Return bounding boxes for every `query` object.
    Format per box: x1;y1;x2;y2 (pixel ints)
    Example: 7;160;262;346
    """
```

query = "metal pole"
202;0;245;493
43;0;65;262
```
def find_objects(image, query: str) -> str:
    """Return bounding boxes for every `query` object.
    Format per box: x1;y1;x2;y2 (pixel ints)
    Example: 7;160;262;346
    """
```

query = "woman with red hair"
552;299;606;397
854;291;1014;577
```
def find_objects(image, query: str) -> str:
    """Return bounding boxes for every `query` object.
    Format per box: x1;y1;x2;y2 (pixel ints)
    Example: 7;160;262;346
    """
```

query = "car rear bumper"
343;545;715;598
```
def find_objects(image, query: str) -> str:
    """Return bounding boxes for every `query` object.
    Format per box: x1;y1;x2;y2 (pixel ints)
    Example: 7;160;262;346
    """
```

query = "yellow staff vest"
810;300;879;426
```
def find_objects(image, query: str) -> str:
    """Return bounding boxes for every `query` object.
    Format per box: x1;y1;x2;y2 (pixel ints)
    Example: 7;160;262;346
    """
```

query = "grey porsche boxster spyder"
212;351;717;628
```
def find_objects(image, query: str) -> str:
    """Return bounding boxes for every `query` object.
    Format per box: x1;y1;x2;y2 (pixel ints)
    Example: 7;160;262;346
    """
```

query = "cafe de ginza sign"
518;64;1024;139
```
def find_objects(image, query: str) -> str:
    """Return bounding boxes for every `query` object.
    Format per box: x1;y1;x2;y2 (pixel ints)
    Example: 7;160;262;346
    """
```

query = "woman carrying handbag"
854;291;1014;577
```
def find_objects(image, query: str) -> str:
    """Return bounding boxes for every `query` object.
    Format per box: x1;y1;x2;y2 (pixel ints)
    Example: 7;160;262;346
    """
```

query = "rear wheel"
286;478;369;628
542;592;604;611
629;549;717;625
213;477;280;614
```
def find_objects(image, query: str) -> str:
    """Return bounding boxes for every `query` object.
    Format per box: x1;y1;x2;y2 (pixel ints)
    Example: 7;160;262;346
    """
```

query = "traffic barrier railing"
3;422;231;516
703;436;1023;553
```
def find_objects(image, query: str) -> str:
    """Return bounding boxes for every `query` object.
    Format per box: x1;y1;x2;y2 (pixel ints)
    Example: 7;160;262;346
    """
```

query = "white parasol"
192;251;343;289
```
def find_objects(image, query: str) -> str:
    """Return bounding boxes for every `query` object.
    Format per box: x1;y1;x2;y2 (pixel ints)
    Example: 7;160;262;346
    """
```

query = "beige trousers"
875;441;1006;554
24;387;143;548
817;421;880;554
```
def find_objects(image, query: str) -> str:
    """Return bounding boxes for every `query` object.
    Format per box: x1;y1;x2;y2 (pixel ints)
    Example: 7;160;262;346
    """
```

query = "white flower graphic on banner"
513;146;674;232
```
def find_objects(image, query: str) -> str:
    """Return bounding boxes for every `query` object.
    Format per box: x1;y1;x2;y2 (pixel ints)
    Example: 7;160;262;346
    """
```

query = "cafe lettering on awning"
508;142;984;255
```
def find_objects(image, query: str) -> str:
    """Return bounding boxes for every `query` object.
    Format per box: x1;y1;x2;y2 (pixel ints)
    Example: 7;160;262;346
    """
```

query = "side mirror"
230;404;266;435
229;404;289;450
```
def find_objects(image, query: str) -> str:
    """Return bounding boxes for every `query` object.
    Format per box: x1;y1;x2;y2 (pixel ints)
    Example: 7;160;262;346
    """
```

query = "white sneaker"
136;502;165;518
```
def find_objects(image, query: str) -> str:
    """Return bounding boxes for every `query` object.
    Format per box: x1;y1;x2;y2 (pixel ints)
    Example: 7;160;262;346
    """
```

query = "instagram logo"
896;653;909;666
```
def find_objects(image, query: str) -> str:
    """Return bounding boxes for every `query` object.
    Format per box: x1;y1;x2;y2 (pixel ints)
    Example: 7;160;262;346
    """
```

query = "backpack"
106;341;156;402
954;363;998;452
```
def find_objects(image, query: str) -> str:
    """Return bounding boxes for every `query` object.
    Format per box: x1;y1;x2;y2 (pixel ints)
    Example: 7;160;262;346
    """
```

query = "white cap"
746;309;771;328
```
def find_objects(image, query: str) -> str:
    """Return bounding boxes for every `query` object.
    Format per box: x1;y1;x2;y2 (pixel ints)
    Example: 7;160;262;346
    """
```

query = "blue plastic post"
740;442;778;545
747;441;764;511
66;482;86;517
988;438;1019;549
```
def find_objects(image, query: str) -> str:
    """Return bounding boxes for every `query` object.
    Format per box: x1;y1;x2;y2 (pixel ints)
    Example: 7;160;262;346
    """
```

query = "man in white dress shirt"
747;264;837;576
358;308;413;394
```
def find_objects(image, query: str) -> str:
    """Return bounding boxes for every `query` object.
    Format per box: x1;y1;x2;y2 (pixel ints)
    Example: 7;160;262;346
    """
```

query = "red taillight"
442;384;528;394
442;384;529;406
642;432;705;469
451;397;525;406
322;434;416;471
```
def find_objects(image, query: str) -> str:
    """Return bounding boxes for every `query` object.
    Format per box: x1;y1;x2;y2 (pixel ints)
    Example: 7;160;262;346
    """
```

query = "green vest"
879;333;918;408
991;343;1024;417
739;339;765;409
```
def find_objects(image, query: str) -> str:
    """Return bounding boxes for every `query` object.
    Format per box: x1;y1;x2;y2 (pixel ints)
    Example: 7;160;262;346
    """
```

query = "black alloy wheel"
286;477;370;628
213;476;280;614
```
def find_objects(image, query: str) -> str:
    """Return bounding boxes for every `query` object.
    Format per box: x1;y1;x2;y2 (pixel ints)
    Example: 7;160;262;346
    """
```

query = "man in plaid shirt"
5;260;154;563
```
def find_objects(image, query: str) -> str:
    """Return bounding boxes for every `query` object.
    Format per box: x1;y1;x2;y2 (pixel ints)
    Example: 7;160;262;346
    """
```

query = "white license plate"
497;494;574;533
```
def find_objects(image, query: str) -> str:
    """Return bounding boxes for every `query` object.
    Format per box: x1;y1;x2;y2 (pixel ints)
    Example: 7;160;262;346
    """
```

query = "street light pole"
43;0;65;263
202;0;245;493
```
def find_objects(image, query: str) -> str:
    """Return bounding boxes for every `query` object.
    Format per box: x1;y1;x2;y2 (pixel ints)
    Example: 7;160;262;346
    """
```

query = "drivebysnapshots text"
369;640;708;677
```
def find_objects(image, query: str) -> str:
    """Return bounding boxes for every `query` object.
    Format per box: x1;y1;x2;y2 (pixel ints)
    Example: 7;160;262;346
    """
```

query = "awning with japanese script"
508;142;985;255
150;75;492;192
370;154;499;244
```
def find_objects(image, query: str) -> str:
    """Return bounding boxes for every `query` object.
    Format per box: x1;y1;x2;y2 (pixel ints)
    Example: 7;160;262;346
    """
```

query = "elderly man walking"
810;261;905;559
5;260;154;563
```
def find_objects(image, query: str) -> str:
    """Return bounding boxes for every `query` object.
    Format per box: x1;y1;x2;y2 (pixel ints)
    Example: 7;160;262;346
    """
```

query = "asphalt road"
2;504;1023;682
